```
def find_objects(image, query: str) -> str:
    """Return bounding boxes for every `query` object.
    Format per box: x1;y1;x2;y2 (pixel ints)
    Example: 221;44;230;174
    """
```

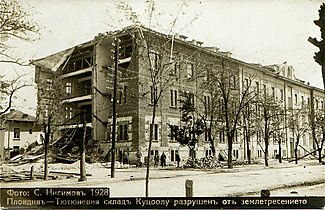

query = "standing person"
136;149;142;168
123;152;128;164
160;152;166;168
154;154;159;167
175;152;181;168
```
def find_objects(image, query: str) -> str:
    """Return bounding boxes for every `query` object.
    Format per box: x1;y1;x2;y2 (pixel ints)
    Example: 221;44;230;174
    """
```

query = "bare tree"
0;0;39;66
0;0;39;115
114;0;197;197
256;88;286;167
288;107;309;164
198;61;256;169
35;71;64;180
309;106;325;163
0;73;31;116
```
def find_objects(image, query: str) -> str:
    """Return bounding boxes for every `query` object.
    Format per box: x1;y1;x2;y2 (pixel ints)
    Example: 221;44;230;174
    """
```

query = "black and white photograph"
0;0;325;209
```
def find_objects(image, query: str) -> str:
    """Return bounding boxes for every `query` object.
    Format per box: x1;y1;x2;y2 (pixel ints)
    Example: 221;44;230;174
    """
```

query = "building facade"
0;109;42;160
33;25;325;165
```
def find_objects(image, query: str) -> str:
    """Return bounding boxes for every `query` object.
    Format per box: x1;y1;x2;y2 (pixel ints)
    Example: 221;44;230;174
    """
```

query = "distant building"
32;25;324;164
0;109;42;160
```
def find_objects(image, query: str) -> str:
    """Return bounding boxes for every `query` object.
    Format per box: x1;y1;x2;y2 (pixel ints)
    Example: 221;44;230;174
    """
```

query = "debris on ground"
182;156;224;169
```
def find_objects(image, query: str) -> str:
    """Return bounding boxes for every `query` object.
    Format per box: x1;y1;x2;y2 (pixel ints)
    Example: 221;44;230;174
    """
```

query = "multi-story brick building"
32;25;324;165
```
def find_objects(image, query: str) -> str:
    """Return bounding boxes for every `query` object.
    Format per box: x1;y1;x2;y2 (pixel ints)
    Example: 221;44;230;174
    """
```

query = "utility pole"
111;37;119;178
79;111;87;181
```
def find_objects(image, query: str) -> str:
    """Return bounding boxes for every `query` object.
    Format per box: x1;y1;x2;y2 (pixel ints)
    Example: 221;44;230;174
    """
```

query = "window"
118;124;129;141
123;85;127;104
66;82;72;95
205;150;212;157
14;128;20;139
274;150;277;158
271;87;275;98
280;89;284;101
170;125;178;141
65;107;73;119
301;96;304;105
150;123;158;141
315;99;319;109
288;97;292;109
229;75;236;89
233;150;239;159
46;79;52;91
205;128;211;142
149;52;158;70
170;150;178;161
294;94;298;105
203;70;210;81
84;84;91;95
244;78;249;89
258;150;262;158
150;86;157;104
170;89;177;107
184;92;195;106
307;98;310;106
262;84;267;96
219;130;225;143
45;105;49;118
255;81;259;94
204;95;211;111
186;63;193;79
169;59;178;75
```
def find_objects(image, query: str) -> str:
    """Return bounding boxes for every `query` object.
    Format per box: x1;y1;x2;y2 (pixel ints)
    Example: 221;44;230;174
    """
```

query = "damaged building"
32;25;325;164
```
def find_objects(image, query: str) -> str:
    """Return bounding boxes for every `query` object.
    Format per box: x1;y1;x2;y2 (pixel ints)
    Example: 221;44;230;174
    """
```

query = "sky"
1;0;324;116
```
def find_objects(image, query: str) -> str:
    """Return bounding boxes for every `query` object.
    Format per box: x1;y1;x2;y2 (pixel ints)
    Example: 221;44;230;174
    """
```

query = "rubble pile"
182;156;224;169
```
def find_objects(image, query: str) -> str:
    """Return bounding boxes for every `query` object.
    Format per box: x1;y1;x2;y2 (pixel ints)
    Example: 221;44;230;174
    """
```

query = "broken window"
186;63;193;79
46;79;52;91
66;82;72;95
149;52;159;71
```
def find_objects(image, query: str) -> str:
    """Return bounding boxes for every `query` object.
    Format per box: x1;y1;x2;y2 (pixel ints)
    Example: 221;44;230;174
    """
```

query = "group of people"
154;152;181;168
136;150;181;168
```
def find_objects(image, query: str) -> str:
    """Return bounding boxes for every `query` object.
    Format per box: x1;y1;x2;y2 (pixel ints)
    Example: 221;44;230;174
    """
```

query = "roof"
30;47;75;72
0;109;36;123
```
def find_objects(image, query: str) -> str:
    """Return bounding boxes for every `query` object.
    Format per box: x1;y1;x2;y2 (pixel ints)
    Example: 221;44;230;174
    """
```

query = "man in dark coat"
175;152;181;168
160;152;166;168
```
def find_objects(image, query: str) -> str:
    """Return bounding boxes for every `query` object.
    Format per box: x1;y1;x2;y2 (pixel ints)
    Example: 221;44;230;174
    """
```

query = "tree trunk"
145;104;156;197
44;138;48;180
264;134;269;167
278;140;282;163
227;132;233;169
79;114;87;181
246;130;251;164
318;148;323;163
209;134;216;156
294;140;299;164
44;119;50;180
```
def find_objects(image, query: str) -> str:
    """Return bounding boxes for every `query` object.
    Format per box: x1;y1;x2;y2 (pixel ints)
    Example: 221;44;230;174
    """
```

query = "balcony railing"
62;95;92;103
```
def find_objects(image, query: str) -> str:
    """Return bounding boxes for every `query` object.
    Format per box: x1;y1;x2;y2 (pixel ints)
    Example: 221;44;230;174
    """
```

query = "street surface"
1;160;324;197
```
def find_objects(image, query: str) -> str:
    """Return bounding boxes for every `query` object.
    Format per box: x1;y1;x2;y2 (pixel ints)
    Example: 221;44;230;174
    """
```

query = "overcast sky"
1;0;324;116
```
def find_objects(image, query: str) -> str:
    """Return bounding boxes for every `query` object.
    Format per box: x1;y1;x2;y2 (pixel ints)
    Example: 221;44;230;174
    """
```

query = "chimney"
179;35;187;41
191;39;197;45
